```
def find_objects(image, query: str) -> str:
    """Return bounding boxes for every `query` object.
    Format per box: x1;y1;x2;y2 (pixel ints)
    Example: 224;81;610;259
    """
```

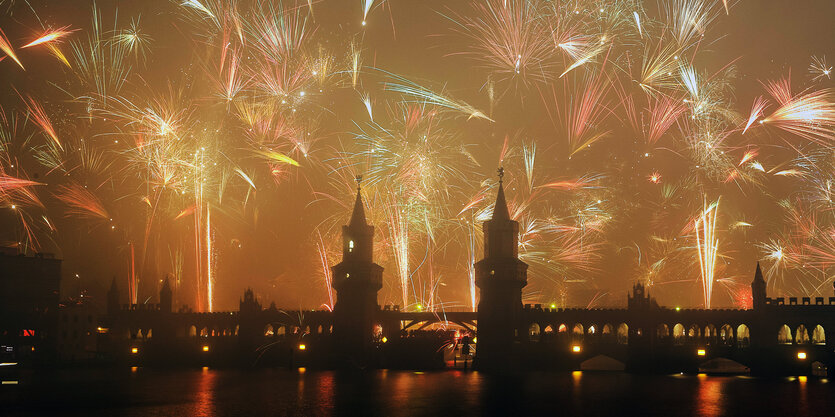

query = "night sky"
0;0;832;311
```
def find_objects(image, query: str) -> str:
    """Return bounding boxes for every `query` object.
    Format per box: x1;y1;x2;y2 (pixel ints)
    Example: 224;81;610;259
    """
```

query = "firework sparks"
695;199;720;309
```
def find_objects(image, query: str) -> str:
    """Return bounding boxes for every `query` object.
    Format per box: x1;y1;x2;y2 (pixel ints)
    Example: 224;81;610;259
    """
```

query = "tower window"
348;240;354;252
346;273;350;278
490;270;495;275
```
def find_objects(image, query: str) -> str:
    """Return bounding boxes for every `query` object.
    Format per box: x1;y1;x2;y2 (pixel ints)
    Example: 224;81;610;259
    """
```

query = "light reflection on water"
4;368;834;416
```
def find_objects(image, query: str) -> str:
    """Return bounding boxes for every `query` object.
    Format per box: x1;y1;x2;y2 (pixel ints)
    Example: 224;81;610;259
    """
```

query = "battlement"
765;296;835;306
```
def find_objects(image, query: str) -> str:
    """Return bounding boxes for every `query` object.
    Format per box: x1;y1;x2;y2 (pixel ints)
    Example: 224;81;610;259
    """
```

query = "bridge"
99;173;835;375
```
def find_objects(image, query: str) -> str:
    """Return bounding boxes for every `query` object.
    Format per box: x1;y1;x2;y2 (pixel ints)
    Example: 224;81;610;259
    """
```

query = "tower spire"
492;167;510;221
753;261;765;283
349;175;367;227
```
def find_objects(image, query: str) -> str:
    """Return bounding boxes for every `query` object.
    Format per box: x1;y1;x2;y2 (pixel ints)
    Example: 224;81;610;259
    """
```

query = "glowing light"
797;351;807;360
572;345;581;353
697;348;706;356
382;337;387;343
298;344;306;350
695;199;720;309
131;347;139;354
202;345;210;352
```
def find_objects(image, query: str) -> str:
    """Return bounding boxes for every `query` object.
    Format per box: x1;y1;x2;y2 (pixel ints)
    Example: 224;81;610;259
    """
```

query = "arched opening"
602;324;613;338
617;323;629;345
529;323;541;342
264;324;275;336
588;324;598;335
135;329;143;339
277;326;286;336
813;325;826;345
317;325;324;334
673;323;685;345
656;323;669;339
558;324;567;333
795;325;810;344
688;324;700;339
234;325;239;336
200;327;208;337
777;325;792;344
188;325;197;337
737;324;750;348
145;329;152;339
705;324;716;339
720;324;734;345
544;325;554;334
572;324;584;342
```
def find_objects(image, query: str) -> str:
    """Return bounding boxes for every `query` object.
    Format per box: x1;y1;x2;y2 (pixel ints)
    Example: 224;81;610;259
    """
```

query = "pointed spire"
349;174;367;227
161;277;171;293
753;262;765;283
491;167;510;221
109;276;118;292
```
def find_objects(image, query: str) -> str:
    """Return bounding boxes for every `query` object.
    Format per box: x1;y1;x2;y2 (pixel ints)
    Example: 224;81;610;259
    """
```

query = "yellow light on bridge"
131;347;139;354
382;337;388;343
697;348;706;356
675;306;681;312
298;344;306;351
202;345;210;352
572;345;581;353
797;351;807;360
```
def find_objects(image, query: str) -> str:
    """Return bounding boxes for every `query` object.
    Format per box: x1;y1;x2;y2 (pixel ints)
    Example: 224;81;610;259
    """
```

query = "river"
3;368;834;416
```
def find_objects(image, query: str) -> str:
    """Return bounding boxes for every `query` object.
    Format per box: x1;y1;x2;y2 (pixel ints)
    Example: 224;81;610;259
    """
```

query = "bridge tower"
107;277;120;315
475;168;528;370
331;177;383;362
159;277;172;313
751;262;767;310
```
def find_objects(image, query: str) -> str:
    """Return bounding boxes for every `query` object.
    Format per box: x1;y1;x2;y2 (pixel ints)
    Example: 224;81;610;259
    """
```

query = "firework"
695;199;720;309
21;26;76;48
0;28;23;69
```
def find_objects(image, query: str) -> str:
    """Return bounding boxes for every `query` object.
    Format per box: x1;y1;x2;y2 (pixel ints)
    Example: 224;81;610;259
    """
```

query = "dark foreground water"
3;368;834;416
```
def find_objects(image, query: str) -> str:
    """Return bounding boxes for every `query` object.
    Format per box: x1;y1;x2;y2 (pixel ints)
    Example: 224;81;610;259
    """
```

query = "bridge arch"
264;324;274;336
813;325;825;345
572;324;584;342
795;325;810;344
188;325;197;337
673;323;685;345
688;324;700;339
529;323;541;342
737;324;750;347
656;323;669;339
778;324;792;344
602;323;613;343
720;324;734;345
705;324;717;339
617;323;628;345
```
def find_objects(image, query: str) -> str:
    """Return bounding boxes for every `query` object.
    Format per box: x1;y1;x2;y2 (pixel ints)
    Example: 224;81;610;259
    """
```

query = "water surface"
3;368;833;416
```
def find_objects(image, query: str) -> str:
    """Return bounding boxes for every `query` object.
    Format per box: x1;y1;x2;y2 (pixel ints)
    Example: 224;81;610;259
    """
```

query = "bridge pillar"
474;169;528;371
331;181;383;365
